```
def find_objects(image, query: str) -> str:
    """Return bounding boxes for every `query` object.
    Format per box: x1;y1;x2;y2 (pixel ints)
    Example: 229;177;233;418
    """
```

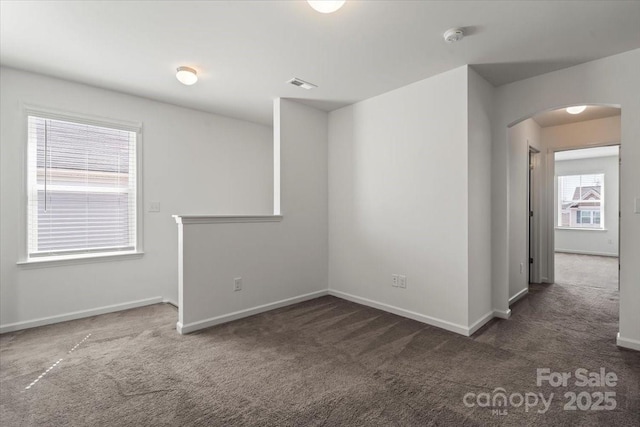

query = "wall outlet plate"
392;274;399;287
399;275;407;289
233;277;242;291
149;201;161;213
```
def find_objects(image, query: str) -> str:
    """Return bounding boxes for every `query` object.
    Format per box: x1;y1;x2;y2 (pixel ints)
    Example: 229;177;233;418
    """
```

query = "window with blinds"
557;173;604;229
27;113;139;258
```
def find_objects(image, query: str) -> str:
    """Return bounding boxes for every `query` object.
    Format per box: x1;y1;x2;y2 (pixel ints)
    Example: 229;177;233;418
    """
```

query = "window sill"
172;215;283;225
555;227;608;232
17;251;144;269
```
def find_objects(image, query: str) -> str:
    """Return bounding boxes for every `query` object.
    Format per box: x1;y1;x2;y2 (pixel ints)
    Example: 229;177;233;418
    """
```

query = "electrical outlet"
233;277;242;292
399;275;407;289
392;274;399;287
149;201;161;213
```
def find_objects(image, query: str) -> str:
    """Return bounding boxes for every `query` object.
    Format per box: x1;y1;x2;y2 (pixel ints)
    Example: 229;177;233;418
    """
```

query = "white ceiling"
533;105;621;128
2;1;639;126
555;145;619;161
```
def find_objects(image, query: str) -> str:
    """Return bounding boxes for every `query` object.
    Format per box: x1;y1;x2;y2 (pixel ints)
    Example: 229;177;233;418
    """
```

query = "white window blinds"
27;114;138;257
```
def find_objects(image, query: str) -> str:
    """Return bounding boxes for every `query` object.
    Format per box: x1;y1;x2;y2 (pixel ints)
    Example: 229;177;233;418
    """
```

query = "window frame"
577;209;598;225
18;105;144;267
556;172;605;230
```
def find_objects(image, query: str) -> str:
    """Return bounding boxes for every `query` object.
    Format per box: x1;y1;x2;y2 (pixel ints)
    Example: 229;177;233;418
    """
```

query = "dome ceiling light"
307;0;345;14
566;106;587;114
176;66;198;85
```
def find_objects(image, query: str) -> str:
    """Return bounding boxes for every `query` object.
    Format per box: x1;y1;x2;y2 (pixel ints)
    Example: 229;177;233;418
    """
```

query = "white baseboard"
177;290;329;334
492;308;511;319
555;249;618;258
163;298;178;308
616;333;640;352
0;296;164;334
328;289;472;336
509;288;529;305
468;311;495;336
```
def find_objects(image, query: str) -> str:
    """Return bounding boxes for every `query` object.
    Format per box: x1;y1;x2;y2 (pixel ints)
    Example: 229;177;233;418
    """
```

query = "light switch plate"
149;201;161;213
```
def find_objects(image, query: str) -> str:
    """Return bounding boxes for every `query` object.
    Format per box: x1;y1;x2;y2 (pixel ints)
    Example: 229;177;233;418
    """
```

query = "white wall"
543;115;621;151
176;99;328;332
467;68;494;325
554;155;619;257
328;65;490;334
493;49;640;349
0;67;273;331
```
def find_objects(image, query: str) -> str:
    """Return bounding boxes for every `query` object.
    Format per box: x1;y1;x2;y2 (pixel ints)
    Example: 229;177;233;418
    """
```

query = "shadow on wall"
286;98;354;114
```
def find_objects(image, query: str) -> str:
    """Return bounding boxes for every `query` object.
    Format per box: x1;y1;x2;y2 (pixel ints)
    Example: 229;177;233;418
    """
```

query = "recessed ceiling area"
1;1;639;126
533;105;621;128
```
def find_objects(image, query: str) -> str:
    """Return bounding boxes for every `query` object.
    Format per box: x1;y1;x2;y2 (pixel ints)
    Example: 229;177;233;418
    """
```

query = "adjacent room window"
26;111;140;259
557;174;604;229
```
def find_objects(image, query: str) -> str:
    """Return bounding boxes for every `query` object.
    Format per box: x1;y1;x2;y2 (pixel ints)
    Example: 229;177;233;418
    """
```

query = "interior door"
528;148;538;284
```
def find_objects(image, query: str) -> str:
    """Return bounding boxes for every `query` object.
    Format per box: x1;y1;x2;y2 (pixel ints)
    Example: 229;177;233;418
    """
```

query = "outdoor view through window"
557;174;604;229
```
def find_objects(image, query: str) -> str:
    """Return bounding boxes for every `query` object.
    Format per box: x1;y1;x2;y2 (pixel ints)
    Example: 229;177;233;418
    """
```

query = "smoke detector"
287;77;317;90
443;28;464;43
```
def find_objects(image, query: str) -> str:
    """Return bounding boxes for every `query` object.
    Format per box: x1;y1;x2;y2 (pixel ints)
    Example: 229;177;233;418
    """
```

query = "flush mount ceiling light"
307;0;345;14
443;28;465;43
566;105;587;114
176;66;198;85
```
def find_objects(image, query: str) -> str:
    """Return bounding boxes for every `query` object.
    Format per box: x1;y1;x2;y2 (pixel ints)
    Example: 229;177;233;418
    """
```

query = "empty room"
1;1;639;425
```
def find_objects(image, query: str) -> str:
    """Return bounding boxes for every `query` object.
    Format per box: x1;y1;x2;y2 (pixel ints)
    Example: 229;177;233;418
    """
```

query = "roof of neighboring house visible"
572;185;601;201
562;186;601;209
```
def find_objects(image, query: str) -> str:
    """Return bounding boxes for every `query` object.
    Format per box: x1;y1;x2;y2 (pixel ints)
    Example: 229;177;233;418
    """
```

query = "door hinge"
530;258;534;264
530;211;534;217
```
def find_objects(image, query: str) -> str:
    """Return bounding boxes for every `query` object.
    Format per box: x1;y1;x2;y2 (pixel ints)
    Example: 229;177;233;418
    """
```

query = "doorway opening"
507;104;622;340
553;145;620;291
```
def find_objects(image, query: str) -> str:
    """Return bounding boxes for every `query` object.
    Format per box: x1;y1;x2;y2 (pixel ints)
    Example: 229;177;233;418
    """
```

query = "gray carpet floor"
1;284;639;426
555;253;619;289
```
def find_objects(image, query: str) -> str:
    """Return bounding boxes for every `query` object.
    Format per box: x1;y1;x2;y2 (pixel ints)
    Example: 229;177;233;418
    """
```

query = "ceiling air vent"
287;77;317;90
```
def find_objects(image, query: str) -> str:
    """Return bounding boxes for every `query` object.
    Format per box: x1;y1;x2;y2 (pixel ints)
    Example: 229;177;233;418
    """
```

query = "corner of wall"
467;67;495;327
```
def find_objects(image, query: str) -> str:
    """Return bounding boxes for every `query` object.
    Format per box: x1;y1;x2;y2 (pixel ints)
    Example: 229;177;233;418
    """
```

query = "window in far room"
557;173;604;229
26;111;141;261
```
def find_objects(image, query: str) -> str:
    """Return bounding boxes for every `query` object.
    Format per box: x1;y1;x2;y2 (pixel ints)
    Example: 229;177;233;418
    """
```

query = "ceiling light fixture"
566;105;587;114
176;66;198;85
307;0;345;14
443;28;465;43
